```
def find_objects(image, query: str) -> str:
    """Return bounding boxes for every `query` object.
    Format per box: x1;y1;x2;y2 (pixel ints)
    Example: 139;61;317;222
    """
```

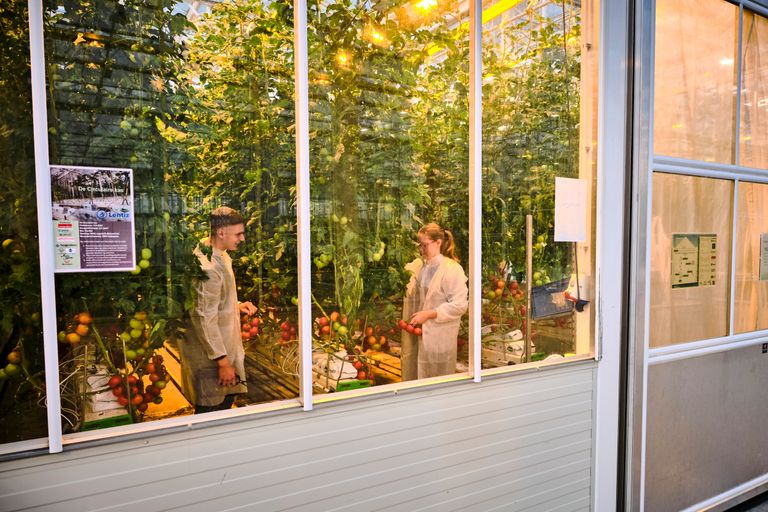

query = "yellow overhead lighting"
482;0;524;25
671;123;684;129
425;0;525;56
720;57;734;66
415;0;438;12
337;51;350;66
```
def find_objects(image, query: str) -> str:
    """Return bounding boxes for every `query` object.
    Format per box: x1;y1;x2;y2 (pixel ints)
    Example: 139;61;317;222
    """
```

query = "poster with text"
51;165;135;272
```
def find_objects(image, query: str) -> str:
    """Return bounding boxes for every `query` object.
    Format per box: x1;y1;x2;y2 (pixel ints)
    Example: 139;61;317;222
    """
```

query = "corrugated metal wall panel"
0;363;595;512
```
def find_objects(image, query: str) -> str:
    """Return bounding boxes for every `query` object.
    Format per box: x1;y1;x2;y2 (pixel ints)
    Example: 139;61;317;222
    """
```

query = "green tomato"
291;296;299;306
58;331;67;343
533;271;542;280
125;349;137;361
339;216;348;225
141;248;152;260
337;326;348;336
4;363;21;378
130;266;141;275
129;318;143;330
138;259;150;269
130;328;143;339
120;331;132;343
0;369;7;380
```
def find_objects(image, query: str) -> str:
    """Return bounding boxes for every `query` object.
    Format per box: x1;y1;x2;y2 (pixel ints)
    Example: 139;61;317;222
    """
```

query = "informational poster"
51;165;135;272
671;233;717;288
760;233;768;281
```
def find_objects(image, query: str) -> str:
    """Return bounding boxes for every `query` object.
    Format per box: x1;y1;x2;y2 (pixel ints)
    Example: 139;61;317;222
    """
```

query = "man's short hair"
210;206;245;233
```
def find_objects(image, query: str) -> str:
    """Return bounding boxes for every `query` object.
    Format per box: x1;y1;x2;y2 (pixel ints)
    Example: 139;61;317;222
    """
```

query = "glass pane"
734;181;768;333
480;1;597;368
45;0;297;432
308;0;469;390
654;0;738;163
0;0;48;444
740;11;768;168
649;173;733;347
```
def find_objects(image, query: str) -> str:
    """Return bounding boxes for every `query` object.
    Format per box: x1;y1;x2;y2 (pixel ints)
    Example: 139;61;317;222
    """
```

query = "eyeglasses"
417;239;437;249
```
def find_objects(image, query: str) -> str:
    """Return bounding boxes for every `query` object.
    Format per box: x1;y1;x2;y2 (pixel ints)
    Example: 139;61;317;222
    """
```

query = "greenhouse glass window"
653;0;739;164
480;0;597;369
42;0;300;435
8;0;603;452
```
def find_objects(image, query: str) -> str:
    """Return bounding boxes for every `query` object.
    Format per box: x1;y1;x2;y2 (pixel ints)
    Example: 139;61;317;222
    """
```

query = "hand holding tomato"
238;301;257;316
410;309;436;326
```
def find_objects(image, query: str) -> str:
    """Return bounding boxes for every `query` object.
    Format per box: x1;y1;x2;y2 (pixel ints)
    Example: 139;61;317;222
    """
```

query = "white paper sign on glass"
554;177;588;242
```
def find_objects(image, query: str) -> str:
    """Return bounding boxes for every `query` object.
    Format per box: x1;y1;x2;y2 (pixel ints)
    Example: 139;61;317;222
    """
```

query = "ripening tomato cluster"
0;348;23;381
362;325;390;352
279;320;297;344
397;319;423;336
56;311;93;345
485;276;526;302
315;310;348;339
116;311;154;362
106;354;167;413
241;315;260;341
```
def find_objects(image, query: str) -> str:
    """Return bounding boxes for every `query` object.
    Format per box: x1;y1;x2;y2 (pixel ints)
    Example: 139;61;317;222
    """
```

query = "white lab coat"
402;256;468;379
179;244;247;406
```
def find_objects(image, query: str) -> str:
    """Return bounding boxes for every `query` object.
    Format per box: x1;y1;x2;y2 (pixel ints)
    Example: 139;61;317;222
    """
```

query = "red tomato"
519;305;527;316
365;326;374;336
148;385;161;396
117;396;129;406
249;326;259;336
131;394;144;406
112;385;124;397
413;327;423;336
353;361;362;370
281;331;291;341
241;331;251;340
145;363;156;374
143;393;153;403
357;370;366;380
149;373;160;382
341;315;347;325
251;317;260;327
405;324;415;334
330;311;339;322
318;316;329;327
107;375;122;389
321;325;331;335
137;403;148;412
280;321;289;331
397;319;407;330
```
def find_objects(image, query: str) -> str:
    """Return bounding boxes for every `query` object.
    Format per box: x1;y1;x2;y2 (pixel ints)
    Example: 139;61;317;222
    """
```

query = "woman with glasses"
401;223;468;380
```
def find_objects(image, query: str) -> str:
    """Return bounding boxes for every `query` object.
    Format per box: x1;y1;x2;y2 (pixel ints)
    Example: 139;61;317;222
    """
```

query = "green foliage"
482;10;581;279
